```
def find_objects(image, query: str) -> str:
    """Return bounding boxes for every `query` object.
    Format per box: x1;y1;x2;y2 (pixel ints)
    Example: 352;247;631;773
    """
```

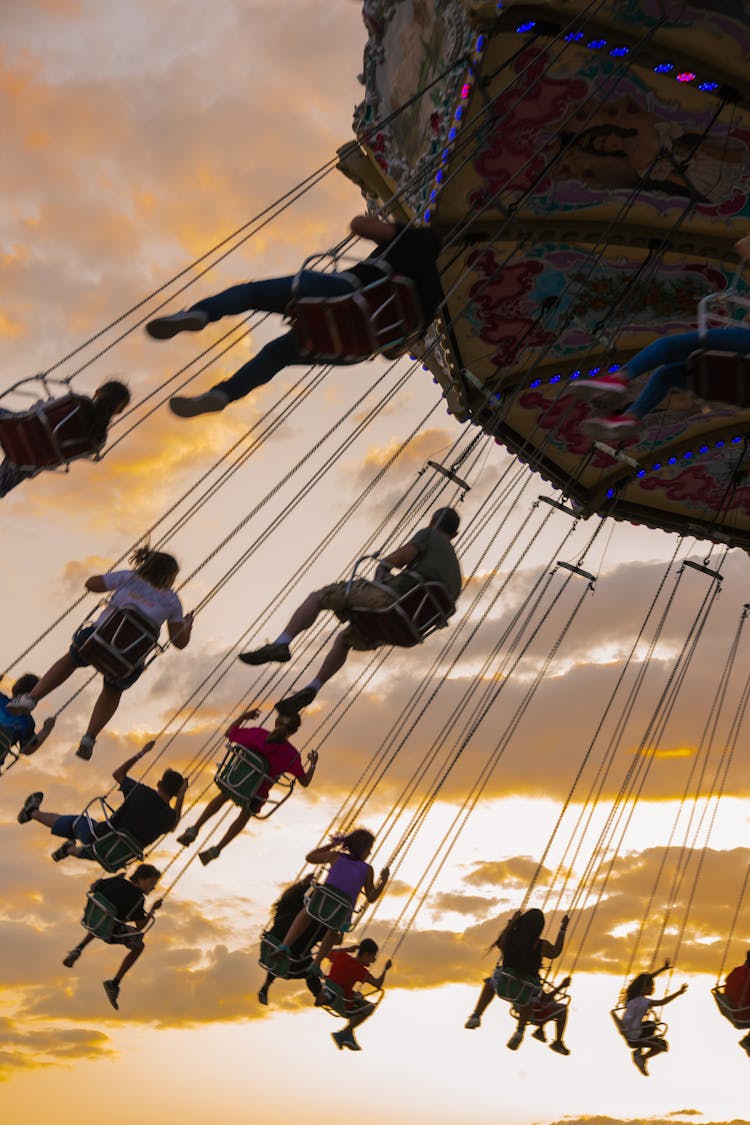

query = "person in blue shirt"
0;674;55;772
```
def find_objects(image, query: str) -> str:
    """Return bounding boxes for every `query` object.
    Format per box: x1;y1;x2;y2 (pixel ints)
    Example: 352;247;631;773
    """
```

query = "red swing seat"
289;273;424;362
346;580;455;648
686;351;750;408
77;606;160;683
0;394;99;471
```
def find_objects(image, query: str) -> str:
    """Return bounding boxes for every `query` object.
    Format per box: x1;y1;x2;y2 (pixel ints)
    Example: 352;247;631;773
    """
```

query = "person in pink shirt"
176;707;317;865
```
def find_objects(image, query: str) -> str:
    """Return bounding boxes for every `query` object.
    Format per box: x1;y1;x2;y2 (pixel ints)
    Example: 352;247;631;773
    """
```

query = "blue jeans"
192;272;358;402
626;328;750;418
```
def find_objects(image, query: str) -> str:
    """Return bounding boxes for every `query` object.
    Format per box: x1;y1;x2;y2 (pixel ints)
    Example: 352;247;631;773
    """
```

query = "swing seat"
0;394;99;471
610;1007;667;1046
80;827;144;872
712;986;750;1029
304;884;356;932
289;273;424;362
686;351;750;408
259;931;314;980
319;978;379;1018
73;796;144;872
82;891;154;943
491;967;542;1006
77;606;160;683
346;580;454;648
215;743;271;809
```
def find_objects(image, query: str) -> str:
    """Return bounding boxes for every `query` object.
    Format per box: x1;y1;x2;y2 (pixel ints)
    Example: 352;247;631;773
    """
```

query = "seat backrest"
82;893;120;941
0;394;96;470
84;828;144;873
493;968;541;1006
347;582;454;649
713;986;750;1029
215;743;270;808
686;350;750;408
305;884;355;931
78;607;159;681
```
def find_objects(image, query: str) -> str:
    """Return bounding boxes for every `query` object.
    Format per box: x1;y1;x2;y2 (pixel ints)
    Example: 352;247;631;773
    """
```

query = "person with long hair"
257;874;325;1005
620;961;687;1076
464;907;571;1055
270;827;389;976
7;547;193;759
0;379;129;497
145;217;443;419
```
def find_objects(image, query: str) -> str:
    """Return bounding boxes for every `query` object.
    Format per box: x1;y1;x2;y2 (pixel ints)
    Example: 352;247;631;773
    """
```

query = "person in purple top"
270;828;389;977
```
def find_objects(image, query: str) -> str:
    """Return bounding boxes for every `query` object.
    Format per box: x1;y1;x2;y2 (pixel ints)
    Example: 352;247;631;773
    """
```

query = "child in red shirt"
323;938;391;1051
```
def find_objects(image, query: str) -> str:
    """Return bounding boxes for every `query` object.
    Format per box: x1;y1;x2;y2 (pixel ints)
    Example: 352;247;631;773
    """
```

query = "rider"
239;507;461;714
145;216;443;419
323;938;392;1052
176;708;317;866
0;674;56;771
620;961;688;1076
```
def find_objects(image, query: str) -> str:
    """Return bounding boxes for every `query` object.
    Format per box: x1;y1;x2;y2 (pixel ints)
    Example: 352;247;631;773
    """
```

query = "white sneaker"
169;390;229;418
7;694;37;714
146;309;208;340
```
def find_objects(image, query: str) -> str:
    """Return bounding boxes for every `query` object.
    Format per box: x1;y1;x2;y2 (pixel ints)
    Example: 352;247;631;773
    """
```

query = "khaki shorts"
319;579;396;651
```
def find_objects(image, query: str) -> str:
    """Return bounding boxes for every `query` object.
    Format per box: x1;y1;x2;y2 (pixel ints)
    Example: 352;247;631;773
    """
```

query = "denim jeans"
191;271;358;402
626;327;750;419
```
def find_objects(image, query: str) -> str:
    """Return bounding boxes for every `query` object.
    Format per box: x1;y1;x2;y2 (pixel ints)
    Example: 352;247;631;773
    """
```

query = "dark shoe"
506;1031;523;1051
276;686;316;715
18;791;43;824
169;390;229;418
146;309;208;339
177;825;199;846
550;1039;570;1056
198;845;221;866
532;1026;546;1042
103;979;120;1010
75;734;95;761
63;948;81;968
51;842;74;862
257;987;269;1006
238;642;291;666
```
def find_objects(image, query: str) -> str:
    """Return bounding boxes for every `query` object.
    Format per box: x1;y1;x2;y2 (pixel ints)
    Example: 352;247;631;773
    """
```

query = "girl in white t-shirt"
620;960;688;1076
8;548;193;760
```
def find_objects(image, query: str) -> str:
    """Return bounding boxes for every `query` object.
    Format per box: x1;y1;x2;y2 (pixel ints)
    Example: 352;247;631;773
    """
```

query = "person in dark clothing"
62;863;163;1010
238;507;461;715
258;874;326;1004
464;908;571;1055
17;740;187;860
144;216;443;419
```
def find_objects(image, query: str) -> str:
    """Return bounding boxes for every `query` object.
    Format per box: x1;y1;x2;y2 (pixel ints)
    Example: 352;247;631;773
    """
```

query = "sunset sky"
2;4;750;1125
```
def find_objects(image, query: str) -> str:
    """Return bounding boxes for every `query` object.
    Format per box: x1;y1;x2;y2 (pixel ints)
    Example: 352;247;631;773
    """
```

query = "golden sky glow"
1;4;750;1125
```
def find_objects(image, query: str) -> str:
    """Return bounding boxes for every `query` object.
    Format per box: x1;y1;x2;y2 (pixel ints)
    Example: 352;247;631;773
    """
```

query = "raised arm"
224;707;260;739
364;864;389;903
299;749;318;788
350;215;399;244
112;739;155;785
168;610;193;650
21;716;56;755
171;775;189;821
366;958;393;990
540;915;569;960
653;983;688;1007
305;844;343;865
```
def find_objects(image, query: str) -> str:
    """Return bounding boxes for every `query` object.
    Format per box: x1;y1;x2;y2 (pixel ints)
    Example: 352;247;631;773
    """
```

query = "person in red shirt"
323;938;392;1051
176;708;317;864
724;950;750;1054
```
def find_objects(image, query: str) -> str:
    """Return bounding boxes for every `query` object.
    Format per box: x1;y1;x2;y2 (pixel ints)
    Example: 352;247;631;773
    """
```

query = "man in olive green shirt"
240;507;461;713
